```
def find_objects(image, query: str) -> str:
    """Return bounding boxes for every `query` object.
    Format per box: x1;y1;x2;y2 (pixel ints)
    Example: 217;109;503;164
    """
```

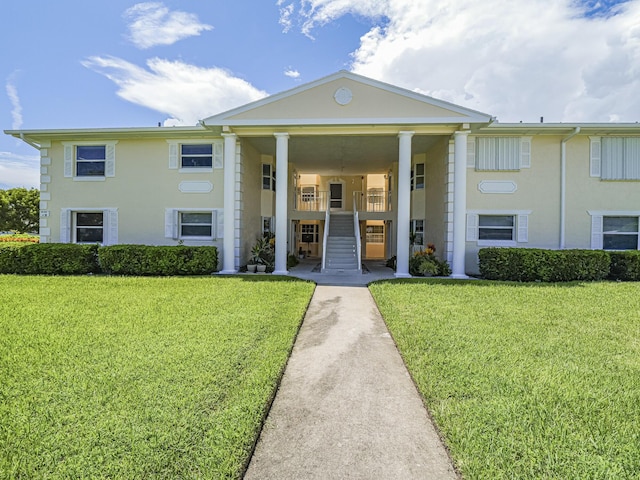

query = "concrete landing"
243;285;458;479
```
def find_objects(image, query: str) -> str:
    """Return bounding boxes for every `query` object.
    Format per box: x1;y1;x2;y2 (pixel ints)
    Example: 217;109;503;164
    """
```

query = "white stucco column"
452;130;469;278
220;132;237;274
395;131;414;278
273;133;289;275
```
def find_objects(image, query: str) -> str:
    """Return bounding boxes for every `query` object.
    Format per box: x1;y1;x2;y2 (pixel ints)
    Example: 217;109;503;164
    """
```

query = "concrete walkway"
243;284;458;479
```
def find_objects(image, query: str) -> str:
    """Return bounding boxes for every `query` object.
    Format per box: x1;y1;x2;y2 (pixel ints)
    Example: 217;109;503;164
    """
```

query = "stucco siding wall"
565;136;640;248
46;137;224;247
464;135;562;273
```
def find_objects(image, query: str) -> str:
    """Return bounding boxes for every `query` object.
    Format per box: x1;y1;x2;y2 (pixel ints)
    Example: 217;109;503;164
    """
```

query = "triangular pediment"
203;71;493;127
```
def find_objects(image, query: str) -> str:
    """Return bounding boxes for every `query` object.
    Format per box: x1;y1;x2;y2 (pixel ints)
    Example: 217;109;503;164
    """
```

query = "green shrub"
608;251;640;281
0;243;99;274
98;245;218;276
479;248;610;282
409;250;451;277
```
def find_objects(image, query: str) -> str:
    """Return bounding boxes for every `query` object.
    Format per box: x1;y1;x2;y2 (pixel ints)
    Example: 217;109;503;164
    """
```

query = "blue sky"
2;0;639;189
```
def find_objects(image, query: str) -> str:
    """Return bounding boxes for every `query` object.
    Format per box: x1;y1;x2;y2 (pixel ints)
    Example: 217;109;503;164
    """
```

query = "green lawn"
370;279;640;480
0;275;314;479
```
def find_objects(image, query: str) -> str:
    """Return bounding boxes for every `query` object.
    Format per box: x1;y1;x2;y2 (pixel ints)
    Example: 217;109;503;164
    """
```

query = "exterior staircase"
323;213;360;273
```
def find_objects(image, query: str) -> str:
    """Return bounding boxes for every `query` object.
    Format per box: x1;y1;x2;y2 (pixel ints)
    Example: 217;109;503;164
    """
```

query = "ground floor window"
366;224;384;244
467;211;529;246
75;212;104;243
61;208;117;245
603;216;639;250
479;215;515;241
262;216;274;234
180;212;213;238
300;223;319;243
410;219;424;245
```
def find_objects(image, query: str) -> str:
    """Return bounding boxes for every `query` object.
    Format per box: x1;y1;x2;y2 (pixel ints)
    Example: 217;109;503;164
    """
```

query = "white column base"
218;270;238;275
272;270;289;276
449;273;470;279
394;272;412;279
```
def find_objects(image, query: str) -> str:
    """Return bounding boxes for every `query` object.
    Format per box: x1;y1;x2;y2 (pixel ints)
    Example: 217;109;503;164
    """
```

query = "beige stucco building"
6;71;640;276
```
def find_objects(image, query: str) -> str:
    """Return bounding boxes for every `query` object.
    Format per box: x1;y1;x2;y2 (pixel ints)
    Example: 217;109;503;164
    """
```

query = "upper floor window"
590;137;640;180
468;136;531;171
76;146;105;176
181;144;212;168
167;140;222;171
411;163;425;190
63;141;117;180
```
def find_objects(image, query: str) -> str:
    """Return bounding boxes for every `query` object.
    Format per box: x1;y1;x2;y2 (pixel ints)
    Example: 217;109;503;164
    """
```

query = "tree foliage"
0;188;40;233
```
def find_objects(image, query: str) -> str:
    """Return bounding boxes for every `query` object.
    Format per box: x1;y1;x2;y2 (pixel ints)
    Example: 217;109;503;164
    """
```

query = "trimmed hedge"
0;244;218;276
479;248;611;282
0;243;100;275
98;245;218;276
608;251;640;281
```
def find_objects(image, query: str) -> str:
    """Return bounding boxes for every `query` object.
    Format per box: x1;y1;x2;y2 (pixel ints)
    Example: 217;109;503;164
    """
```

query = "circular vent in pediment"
334;87;353;106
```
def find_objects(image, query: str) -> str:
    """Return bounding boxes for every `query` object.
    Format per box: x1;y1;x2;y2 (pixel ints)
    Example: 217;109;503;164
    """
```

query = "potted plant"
247;242;262;273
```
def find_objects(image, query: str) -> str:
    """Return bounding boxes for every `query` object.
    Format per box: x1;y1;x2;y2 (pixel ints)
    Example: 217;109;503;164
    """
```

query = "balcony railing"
294;189;392;212
295;190;328;211
352;191;392;212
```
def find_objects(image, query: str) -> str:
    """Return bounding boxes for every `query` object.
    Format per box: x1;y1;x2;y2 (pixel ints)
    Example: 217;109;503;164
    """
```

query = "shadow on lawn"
369;278;601;289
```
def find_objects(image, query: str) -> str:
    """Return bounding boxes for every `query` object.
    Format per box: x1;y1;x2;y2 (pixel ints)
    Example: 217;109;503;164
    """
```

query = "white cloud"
284;68;301;79
278;1;295;33
82;56;268;125
124;2;213;49
284;0;640;122
5;73;23;130
0;151;39;189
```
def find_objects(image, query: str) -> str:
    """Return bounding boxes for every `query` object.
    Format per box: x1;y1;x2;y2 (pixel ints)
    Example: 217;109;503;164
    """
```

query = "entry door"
329;183;343;210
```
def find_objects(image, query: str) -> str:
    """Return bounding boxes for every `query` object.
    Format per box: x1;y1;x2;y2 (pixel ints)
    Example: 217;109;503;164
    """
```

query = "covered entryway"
202;71;493;277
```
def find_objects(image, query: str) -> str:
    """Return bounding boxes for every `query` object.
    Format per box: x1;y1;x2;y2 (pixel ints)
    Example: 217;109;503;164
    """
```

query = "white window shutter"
216;209;224;239
213;142;223;169
517;214;529;243
106;209;118;245
165;209;178;239
168;143;178;169
105;144;116;177
64;145;73;177
467;137;476;168
591;215;603;249
590;137;601;178
466;214;478;241
210;210;218;238
520;137;532;168
60;209;71;243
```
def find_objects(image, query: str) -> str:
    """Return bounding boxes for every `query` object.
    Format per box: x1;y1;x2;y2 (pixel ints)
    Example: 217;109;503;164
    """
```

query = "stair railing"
321;201;330;271
353;196;362;272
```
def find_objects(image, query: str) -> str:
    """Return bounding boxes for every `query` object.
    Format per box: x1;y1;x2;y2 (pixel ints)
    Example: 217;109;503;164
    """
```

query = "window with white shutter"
467;211;530;246
62;141;117;180
473;137;528;171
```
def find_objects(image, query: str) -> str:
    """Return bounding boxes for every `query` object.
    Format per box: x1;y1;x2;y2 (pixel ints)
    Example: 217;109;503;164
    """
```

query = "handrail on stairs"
353;196;362;272
321;200;330;271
